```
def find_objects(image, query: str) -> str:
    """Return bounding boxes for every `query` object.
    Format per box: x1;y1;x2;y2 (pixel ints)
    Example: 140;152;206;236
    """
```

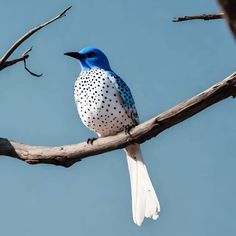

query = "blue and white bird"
65;47;160;226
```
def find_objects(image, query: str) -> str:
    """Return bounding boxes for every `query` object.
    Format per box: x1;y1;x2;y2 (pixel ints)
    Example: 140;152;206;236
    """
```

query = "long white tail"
124;144;160;226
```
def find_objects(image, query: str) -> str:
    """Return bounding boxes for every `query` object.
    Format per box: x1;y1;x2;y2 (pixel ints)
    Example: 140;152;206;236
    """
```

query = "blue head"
65;47;111;71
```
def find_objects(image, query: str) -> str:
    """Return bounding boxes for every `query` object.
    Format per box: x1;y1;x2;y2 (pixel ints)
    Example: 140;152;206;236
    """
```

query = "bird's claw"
124;125;135;136
87;137;97;145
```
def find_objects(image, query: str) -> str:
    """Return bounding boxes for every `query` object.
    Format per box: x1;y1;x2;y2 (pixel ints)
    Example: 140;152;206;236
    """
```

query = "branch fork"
0;6;72;75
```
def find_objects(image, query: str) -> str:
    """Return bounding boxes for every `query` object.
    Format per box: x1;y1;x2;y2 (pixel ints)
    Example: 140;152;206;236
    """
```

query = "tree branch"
0;54;29;71
173;13;224;22
1;71;236;168
217;0;236;38
0;47;32;71
0;6;71;73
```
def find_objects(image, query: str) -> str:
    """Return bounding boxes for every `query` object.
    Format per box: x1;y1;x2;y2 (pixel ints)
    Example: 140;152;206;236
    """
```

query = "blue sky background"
0;0;236;235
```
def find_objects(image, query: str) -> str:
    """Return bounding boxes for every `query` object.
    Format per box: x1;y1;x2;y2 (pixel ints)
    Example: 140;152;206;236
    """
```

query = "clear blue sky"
0;0;236;235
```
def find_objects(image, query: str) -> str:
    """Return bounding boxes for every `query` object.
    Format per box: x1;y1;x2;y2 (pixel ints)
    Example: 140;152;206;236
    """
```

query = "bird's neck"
79;62;111;72
79;61;91;71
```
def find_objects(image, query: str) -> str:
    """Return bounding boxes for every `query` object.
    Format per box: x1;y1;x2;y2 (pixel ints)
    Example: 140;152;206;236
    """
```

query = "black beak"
64;52;83;60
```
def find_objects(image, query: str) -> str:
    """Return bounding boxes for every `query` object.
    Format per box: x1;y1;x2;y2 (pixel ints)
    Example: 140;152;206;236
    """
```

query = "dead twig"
173;13;224;22
0;6;72;75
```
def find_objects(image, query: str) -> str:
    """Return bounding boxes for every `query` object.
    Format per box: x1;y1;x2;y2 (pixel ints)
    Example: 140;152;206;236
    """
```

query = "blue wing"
107;71;139;125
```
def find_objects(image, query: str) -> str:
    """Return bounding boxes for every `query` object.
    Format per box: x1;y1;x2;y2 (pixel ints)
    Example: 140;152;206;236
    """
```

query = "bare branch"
0;54;29;71
174;1;236;38
0;47;43;77
0;47;33;71
173;13;224;22
0;71;236;168
217;0;236;38
23;58;43;77
0;6;72;69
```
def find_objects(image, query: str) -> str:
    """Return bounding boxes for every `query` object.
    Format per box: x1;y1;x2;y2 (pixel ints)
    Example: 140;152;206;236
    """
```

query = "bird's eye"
87;52;96;58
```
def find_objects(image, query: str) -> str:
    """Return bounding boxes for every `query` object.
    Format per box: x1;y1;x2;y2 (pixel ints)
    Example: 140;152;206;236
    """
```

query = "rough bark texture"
217;0;236;38
1;72;236;167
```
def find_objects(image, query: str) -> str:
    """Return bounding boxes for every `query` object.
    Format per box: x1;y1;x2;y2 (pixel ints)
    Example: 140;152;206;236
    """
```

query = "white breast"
74;69;134;137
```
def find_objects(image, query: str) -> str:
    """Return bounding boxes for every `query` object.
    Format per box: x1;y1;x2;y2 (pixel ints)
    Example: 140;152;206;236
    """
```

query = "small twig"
0;47;33;71
0;54;29;71
22;47;33;56
23;47;42;77
23;59;43;77
0;6;72;66
173;13;224;22
0;46;42;77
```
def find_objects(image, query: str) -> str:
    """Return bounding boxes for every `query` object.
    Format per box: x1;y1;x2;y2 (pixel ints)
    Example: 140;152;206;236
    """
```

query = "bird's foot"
124;125;136;136
87;137;97;145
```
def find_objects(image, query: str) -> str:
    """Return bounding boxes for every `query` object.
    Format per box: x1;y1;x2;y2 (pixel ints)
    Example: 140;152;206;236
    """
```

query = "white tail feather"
125;144;160;226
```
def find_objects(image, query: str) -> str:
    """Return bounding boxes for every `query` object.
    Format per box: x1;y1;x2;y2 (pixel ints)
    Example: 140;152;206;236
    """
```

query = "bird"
65;47;160;226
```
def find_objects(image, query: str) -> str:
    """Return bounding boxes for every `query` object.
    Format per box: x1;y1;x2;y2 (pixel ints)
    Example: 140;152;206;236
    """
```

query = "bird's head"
64;47;111;71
